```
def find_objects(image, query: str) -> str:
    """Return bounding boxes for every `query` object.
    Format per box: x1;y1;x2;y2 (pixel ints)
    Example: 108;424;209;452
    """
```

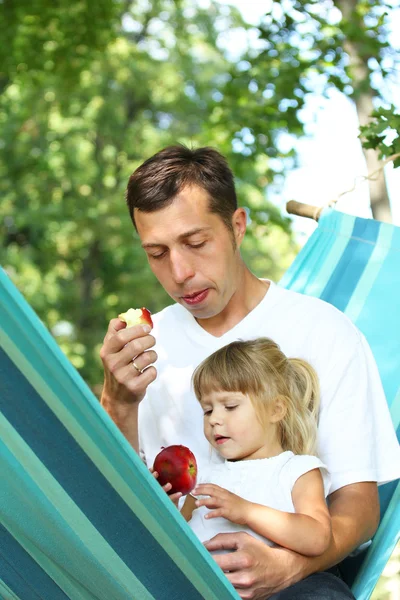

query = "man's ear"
232;207;247;247
270;396;287;423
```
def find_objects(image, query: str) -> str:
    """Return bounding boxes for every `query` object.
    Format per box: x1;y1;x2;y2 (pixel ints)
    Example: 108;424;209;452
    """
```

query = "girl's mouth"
215;436;230;445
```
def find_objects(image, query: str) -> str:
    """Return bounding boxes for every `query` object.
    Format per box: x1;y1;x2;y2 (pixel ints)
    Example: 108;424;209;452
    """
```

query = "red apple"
118;307;153;329
153;445;197;495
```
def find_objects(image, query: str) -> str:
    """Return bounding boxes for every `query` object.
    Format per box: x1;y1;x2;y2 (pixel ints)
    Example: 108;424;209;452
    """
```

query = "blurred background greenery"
0;0;399;596
1;0;399;390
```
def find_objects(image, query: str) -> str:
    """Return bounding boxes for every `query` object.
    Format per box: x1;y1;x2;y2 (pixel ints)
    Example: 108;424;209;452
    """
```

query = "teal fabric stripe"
351;228;400;409
0;578;23;600
0;341;237;600
0;343;200;600
351;482;400;600
390;390;400;432
0;523;69;600
280;210;356;297
280;210;400;600
320;216;379;312
0;268;239;600
345;223;393;323
1;412;155;600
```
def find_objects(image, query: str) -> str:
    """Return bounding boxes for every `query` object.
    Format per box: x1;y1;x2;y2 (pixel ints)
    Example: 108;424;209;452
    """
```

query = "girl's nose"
209;411;223;426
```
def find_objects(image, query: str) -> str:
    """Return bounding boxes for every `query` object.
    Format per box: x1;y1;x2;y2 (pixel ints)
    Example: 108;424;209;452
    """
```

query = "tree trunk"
335;0;392;223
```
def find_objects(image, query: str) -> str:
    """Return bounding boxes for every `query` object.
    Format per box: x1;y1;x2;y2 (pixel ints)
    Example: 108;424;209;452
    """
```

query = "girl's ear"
269;396;287;423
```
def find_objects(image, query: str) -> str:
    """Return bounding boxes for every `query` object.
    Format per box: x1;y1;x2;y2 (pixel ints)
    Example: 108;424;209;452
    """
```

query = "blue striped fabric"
1;208;399;600
280;209;400;600
0;268;239;600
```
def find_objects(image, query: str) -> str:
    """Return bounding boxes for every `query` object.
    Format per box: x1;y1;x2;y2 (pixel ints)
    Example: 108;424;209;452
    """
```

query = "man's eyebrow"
141;227;211;249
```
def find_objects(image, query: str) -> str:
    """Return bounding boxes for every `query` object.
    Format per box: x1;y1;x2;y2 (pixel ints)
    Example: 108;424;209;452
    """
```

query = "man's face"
135;185;246;322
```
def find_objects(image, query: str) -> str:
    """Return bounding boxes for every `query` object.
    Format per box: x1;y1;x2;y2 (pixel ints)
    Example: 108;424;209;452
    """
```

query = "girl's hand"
150;467;182;507
192;484;248;525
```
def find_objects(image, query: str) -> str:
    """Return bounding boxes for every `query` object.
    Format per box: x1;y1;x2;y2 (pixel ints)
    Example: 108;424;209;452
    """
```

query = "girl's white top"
189;451;330;546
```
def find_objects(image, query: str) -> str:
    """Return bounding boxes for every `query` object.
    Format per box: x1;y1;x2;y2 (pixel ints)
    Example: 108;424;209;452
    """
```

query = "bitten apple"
153;445;197;495
118;307;153;329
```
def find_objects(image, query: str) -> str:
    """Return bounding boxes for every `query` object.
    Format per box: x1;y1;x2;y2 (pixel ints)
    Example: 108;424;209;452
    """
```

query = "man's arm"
101;394;141;452
99;317;157;454
204;482;379;600
324;482;380;567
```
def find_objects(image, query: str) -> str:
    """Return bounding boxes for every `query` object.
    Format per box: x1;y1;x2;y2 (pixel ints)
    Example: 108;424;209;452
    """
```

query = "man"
100;145;400;599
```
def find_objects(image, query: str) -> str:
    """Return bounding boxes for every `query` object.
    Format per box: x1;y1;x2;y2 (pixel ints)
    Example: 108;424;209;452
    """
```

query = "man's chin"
187;306;217;320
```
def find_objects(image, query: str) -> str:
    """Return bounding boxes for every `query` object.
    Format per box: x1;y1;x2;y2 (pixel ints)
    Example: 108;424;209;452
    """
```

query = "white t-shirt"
189;452;329;545
139;281;400;494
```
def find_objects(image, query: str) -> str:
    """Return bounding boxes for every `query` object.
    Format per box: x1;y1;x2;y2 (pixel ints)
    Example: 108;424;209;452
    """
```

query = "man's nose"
170;250;195;284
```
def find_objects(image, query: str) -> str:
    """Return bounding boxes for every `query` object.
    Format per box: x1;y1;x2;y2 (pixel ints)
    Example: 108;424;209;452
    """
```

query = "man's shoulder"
272;284;361;339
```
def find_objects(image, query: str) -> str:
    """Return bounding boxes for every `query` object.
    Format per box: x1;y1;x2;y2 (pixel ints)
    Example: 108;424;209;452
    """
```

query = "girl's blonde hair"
192;338;320;455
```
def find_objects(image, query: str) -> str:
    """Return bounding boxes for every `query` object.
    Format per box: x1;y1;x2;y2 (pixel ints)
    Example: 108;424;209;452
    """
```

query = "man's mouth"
181;289;209;305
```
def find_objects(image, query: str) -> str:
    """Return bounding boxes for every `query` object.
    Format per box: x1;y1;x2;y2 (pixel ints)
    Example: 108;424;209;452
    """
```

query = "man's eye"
150;252;166;260
189;241;206;249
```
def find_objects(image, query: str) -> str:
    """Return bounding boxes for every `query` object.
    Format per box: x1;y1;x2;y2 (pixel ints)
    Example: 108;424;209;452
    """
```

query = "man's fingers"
130;350;158;373
103;318;127;342
102;334;156;372
127;365;157;391
209;547;248;573
204;533;241;553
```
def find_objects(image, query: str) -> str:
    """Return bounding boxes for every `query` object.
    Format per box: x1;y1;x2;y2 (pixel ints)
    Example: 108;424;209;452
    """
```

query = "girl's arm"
181;494;197;521
194;468;331;557
244;469;331;556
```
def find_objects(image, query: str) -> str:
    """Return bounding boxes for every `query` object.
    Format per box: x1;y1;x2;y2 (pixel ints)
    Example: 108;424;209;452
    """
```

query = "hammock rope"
286;152;400;221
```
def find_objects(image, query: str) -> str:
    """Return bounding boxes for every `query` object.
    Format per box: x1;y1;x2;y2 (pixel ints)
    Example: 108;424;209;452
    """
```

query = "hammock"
1;208;399;600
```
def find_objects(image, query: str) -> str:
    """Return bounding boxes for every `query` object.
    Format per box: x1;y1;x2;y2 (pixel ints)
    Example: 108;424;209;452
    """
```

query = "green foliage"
0;0;297;388
1;0;397;387
359;106;400;166
216;0;398;154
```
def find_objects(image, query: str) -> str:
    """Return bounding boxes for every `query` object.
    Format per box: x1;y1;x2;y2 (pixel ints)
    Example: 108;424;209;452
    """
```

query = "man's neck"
197;270;270;338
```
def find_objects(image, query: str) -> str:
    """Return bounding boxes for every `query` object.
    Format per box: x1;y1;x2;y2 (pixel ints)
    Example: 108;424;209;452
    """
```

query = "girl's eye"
225;405;238;411
203;409;212;416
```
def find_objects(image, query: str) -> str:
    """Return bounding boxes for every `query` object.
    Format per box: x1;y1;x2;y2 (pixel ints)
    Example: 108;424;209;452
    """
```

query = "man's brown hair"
126;144;237;232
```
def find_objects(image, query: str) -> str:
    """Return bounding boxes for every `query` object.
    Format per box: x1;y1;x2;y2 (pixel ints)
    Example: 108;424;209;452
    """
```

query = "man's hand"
204;532;306;600
99;317;157;451
193;484;249;525
203;483;380;599
100;317;157;406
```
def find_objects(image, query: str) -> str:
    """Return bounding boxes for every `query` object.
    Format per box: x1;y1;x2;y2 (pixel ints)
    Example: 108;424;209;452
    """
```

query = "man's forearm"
300;482;380;576
101;394;140;453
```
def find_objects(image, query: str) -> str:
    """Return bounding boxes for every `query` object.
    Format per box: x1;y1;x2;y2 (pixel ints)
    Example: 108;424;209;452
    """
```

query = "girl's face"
199;390;284;461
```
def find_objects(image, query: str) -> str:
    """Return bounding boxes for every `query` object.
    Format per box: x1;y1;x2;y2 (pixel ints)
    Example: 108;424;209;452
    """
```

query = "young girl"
181;337;332;557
